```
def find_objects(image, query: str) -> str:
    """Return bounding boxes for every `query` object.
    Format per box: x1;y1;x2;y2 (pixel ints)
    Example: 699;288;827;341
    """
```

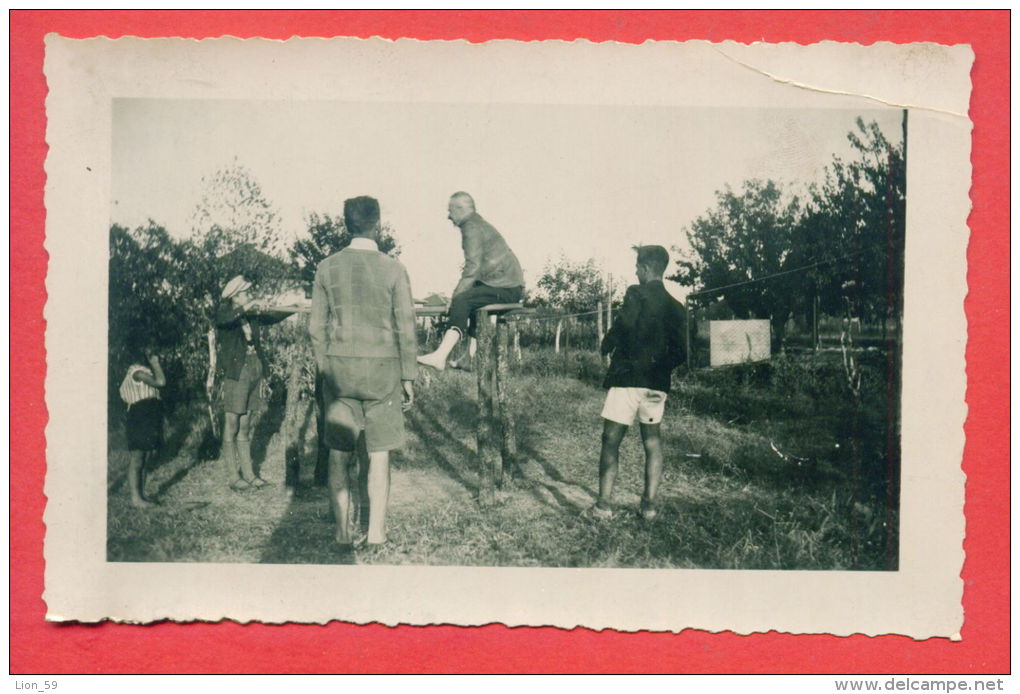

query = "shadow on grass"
258;484;356;565
514;410;599;497
252;384;287;473
108;403;212;499
412;394;597;514
148;403;199;473
282;397;316;488
406;404;478;496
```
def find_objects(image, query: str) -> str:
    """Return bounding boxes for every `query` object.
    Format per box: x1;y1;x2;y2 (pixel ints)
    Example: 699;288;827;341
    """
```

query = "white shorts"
600;387;668;426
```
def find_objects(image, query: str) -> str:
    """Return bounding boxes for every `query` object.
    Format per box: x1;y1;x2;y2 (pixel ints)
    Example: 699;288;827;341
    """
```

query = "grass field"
107;348;897;570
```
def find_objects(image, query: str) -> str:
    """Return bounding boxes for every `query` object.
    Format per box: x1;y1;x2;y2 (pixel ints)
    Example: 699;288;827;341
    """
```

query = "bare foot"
416;352;447;372
335;530;356;547
130;498;156;509
639;499;658;521
582;503;614;520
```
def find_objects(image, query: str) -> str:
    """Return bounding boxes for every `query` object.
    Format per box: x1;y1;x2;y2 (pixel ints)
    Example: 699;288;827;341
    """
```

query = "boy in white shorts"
589;245;687;521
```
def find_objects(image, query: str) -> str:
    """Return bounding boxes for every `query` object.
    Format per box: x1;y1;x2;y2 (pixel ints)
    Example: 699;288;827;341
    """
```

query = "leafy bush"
516;347;605;388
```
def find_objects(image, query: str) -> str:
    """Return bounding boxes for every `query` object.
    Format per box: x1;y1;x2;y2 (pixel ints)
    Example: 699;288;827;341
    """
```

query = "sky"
112;99;903;300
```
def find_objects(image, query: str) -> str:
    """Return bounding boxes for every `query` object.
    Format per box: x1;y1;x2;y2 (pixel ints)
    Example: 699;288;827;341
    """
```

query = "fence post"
475;307;497;506
495;319;518;487
554;319;562;354
812;292;820;351
283;351;303;491
606;277;613;331
563;316;571;368
313;373;328;487
596;300;604;345
685;296;693;370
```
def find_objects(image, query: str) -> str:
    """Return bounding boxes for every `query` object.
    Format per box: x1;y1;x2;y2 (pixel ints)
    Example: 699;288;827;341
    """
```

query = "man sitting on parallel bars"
417;192;525;371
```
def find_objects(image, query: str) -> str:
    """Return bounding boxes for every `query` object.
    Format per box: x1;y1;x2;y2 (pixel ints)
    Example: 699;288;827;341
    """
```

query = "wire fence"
414;271;900;377
685;267;901;370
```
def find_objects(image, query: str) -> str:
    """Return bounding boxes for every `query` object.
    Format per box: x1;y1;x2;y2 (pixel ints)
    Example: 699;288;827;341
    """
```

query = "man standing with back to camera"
309;196;417;549
417;191;525;371
588;245;687;522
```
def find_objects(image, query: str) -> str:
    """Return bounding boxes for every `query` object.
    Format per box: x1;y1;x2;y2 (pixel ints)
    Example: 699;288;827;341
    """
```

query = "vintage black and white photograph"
43;37;970;634
107;99;906;571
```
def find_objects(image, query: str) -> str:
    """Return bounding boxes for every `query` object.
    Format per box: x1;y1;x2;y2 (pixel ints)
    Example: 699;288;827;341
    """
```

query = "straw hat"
221;275;252;300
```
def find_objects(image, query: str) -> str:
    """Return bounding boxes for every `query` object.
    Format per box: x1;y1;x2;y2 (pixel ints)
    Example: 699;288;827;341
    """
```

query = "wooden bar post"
596;300;604;345
685;296;693;370
313;373;329;487
283;351;303;491
604;288;612;366
475;308;497;506
564;317;571;360
606;275;613;327
495;319;518;487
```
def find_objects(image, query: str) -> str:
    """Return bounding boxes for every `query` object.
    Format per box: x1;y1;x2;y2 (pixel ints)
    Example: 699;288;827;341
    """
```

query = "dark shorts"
222;352;263;415
126;398;163;451
321;356;404;452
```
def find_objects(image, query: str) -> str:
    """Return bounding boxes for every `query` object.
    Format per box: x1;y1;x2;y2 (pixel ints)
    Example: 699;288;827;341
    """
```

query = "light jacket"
309;238;418;383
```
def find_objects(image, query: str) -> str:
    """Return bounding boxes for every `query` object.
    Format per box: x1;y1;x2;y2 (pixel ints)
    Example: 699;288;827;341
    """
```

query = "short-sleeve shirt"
120;365;160;405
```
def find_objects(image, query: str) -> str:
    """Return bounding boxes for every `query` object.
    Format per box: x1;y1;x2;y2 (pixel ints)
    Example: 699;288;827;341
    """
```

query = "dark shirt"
601;280;687;393
458;212;525;290
214;301;291;381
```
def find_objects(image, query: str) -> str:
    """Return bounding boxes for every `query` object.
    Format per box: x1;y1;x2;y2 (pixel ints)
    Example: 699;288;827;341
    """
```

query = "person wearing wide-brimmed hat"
215;275;295;491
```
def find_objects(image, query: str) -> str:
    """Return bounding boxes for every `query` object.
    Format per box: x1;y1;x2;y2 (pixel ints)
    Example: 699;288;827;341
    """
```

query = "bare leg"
365;450;391;544
222;411;243;487
328;449;357;545
639;422;663;517
142;450;156;501
236;411;266;486
417;328;462;371
596;419;629;510
128;450;154;508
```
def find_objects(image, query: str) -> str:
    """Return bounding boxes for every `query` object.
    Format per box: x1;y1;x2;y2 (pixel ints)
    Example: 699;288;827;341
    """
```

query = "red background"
10;11;1009;674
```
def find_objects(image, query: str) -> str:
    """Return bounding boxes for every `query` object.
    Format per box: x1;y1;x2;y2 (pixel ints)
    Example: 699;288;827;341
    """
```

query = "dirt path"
109;373;601;565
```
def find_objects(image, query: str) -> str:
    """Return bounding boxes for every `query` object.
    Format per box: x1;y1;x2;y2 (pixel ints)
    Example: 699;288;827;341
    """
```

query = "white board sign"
710;319;771;367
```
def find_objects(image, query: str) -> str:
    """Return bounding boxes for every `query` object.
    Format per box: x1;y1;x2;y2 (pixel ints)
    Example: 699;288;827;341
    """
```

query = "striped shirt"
120;365;160;405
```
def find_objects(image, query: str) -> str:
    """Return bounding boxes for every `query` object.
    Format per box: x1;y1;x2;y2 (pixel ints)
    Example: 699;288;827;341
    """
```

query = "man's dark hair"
634;245;669;276
343;196;380;236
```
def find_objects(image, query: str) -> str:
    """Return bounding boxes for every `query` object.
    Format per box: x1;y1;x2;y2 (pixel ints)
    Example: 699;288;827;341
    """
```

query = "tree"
534;255;611;314
109;221;206;400
289;212;400;283
109;163;298;402
186;161;292;315
189;159;283;255
672;118;906;346
799;117;906;322
672;179;803;344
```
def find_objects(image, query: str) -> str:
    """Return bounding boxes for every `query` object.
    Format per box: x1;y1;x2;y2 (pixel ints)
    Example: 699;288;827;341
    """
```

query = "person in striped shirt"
119;342;167;508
